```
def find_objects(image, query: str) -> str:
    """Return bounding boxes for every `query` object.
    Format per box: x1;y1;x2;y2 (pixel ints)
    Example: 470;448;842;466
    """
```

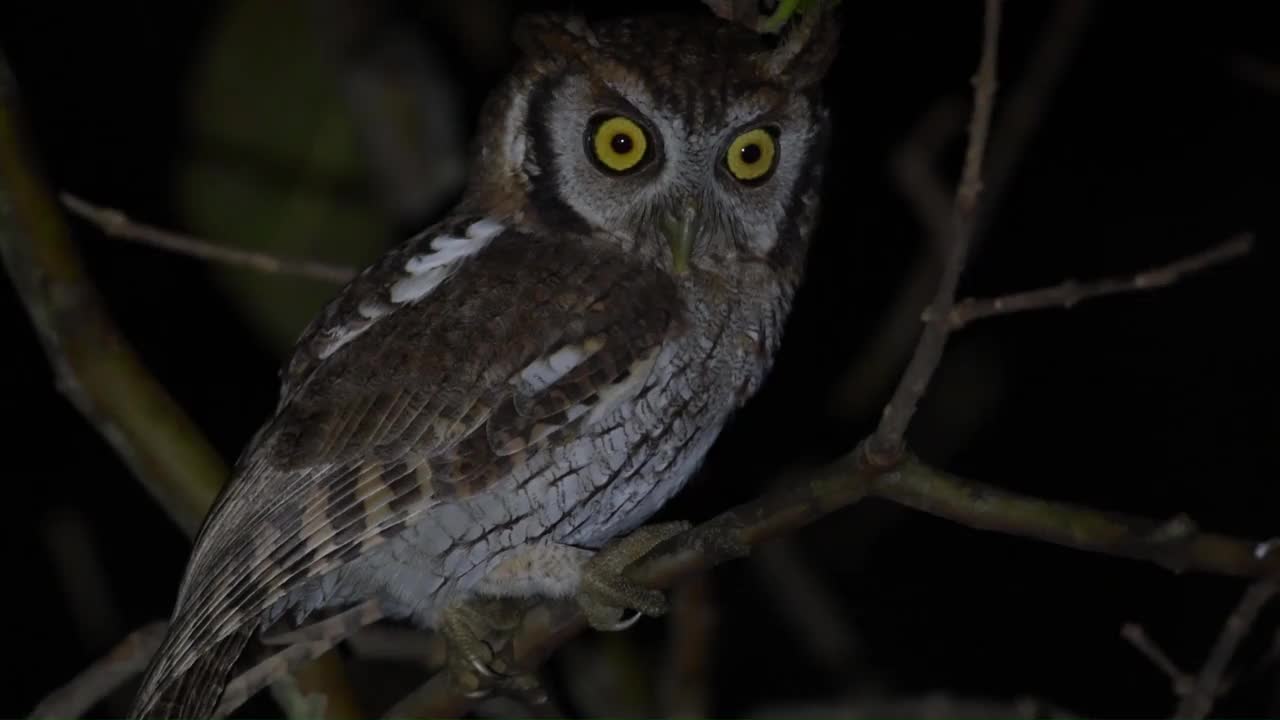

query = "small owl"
132;7;837;717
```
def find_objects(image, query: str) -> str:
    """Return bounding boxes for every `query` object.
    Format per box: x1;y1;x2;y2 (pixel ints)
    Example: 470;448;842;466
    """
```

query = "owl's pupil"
740;143;762;165
610;133;633;155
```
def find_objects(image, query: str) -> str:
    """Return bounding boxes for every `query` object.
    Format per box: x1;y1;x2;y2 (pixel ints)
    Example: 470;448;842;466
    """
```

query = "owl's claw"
577;521;692;631
602;608;645;632
438;600;547;705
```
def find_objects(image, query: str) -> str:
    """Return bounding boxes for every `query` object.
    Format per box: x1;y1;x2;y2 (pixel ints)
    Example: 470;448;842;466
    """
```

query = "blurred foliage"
177;0;390;357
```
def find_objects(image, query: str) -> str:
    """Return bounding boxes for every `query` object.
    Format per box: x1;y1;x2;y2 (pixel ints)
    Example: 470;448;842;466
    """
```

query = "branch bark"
18;3;1267;717
835;0;1095;419
60;192;356;285
0;60;224;538
864;0;1002;465
940;234;1255;329
380;3;1265;714
29;623;167;719
1;53;361;720
1177;581;1278;719
385;451;1280;716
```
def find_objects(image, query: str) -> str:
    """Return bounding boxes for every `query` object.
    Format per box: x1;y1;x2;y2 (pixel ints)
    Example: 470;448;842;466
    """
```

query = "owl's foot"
577;521;692;631
438;599;546;704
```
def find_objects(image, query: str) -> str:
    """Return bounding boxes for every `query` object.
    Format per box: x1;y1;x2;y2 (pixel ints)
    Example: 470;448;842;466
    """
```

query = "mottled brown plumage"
132;7;837;717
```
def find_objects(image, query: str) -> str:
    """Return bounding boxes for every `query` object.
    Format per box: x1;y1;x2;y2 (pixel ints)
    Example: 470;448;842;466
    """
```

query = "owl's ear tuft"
513;13;600;59
758;5;841;88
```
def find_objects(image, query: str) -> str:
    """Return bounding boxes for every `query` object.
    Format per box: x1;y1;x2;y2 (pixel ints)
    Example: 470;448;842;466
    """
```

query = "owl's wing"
136;219;683;710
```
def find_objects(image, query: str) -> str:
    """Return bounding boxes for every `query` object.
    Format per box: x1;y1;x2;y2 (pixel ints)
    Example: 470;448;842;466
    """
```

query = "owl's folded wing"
140;221;682;698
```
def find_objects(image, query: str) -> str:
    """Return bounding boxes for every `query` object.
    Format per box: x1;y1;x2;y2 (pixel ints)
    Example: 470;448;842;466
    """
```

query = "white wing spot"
318;219;504;358
518;336;605;392
389;272;443;304
358;299;389;320
390;219;504;304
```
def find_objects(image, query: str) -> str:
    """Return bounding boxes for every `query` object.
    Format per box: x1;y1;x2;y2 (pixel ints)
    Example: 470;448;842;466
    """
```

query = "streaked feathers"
131;226;681;715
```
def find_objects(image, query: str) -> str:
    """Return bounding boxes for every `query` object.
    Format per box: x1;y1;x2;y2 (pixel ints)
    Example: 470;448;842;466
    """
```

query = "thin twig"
0;55;359;718
1121;623;1194;697
973;0;1096;247
865;0;1002;465
1177;581;1279;719
384;452;1280;717
1;67;224;539
60;192;356;284
220;600;385;716
836;0;1094;420
29;622;168;718
938;233;1256;329
18;5;1264;718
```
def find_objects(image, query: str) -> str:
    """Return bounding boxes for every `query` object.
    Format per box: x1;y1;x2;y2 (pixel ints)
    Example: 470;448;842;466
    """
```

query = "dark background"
3;1;1278;717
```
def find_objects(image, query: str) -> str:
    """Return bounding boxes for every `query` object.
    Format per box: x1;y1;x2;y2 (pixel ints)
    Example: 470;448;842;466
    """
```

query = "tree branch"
1;64;224;537
865;0;1003;465
872;461;1280;578
60;192;356;284
29;622;167;719
380;3;1266;712
20;3;1265;716
1122;623;1194;697
1;53;360;719
938;233;1255;329
1177;580;1278;719
835;0;1095;420
386;450;1280;717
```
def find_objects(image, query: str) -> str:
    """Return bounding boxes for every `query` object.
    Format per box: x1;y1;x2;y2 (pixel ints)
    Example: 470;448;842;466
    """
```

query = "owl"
131;6;837;717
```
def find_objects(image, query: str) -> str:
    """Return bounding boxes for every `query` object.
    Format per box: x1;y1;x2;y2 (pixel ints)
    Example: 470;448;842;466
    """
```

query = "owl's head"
464;7;839;278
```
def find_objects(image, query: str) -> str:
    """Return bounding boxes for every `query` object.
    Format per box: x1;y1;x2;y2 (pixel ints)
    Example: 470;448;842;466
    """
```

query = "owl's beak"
659;201;702;275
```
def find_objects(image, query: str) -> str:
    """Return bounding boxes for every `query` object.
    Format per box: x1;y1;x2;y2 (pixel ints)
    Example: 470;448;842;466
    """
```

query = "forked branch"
0;52;362;720
864;0;1003;465
940;234;1255;330
13;1;1268;717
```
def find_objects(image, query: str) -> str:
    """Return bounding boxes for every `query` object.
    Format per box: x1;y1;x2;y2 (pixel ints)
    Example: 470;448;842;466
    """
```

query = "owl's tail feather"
130;626;252;719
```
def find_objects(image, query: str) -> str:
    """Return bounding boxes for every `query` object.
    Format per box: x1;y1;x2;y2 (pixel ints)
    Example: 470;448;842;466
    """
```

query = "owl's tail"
130;625;252;719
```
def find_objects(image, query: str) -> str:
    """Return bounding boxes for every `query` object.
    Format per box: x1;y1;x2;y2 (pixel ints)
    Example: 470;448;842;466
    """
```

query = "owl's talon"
610;608;645;631
470;655;497;679
439;601;546;704
577;521;691;631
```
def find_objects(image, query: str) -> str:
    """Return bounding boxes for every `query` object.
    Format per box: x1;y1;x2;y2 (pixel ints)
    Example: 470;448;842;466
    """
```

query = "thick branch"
60;193;355;285
866;0;1002;464
872;462;1280;578
389;448;1280;716
1;54;360;719
0;60;224;536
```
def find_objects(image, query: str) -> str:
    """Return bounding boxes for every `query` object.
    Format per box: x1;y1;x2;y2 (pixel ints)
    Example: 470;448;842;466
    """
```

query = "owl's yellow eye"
725;128;778;183
591;116;649;174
